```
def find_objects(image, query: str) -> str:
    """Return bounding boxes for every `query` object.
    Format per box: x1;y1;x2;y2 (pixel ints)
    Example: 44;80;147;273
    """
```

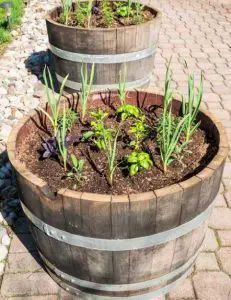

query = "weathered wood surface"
46;4;162;91
8;90;229;298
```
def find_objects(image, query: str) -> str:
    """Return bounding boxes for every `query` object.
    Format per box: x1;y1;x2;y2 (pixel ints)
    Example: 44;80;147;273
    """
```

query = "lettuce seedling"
126;151;153;176
67;154;85;185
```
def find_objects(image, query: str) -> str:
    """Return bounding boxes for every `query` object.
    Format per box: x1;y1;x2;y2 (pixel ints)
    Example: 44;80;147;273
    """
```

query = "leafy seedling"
126;151;153;176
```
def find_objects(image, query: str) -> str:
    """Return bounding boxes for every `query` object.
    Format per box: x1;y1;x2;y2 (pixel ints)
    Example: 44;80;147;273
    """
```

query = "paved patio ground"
0;0;230;299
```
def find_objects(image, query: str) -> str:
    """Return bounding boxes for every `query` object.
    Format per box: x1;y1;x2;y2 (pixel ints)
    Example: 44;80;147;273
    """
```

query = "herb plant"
129;115;147;150
104;126;121;186
67;154;85;184
41;137;57;159
101;0;114;27
88;110;113;150
79;63;95;122
134;0;144;23
76;0;87;27
157;60;190;172
57;106;68;171
39;66;68;137
182;73;203;143
116;69;140;120
116;0;133;18
58;108;77;131
60;0;72;25
126;151;153;176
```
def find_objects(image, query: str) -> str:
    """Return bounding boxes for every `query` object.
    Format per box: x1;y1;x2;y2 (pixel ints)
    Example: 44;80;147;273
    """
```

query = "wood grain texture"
9;90;228;298
46;4;161;90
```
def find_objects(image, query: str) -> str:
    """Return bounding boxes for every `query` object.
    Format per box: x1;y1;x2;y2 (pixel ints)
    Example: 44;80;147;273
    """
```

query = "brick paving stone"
217;248;231;275
209;207;231;230
9;234;36;253
202;93;221;102
201;228;219;251
168;278;195;299
5;252;42;273
193;272;231;300
208;109;230;120
195;252;219;270
1;272;59;297
224;192;231;208
214;194;227;207
217;230;231;246
223;162;231;179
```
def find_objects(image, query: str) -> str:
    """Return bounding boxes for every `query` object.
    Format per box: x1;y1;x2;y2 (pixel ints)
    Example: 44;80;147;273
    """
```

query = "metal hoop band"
50;44;155;64
21;201;213;251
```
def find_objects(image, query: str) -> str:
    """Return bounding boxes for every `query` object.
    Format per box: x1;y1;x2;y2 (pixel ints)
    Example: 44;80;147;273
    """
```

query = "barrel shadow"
25;49;59;92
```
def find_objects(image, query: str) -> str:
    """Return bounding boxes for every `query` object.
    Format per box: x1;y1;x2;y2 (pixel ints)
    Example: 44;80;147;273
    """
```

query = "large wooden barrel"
46;3;161;92
7;90;228;299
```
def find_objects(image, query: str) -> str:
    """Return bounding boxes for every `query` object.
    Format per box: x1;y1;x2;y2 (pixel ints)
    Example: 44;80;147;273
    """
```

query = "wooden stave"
46;4;161;90
46;5;161;55
11;91;228;238
8;90;229;298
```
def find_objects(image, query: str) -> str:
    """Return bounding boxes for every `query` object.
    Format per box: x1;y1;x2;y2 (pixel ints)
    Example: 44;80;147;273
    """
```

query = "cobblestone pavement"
0;0;231;299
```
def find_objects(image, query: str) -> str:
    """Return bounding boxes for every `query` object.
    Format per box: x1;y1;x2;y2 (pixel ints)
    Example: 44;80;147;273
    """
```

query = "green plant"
116;69;141;120
85;109;113;150
57;106;68;172
157;60;190;172
76;0;86;27
60;0;72;25
84;109;121;185
134;0;144;23
0;0;24;47
182;73;203;143
129;115;147;150
76;0;93;27
67;154;85;184
104;126;121;185
101;0;114;26
116;103;140;121
39;67;68;137
79;63;95;122
126;151;153;176
58;108;77;131
116;0;133;17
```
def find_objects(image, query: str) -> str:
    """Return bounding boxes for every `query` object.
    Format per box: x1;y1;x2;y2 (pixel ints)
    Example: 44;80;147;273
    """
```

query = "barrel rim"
7;89;229;203
45;1;162;33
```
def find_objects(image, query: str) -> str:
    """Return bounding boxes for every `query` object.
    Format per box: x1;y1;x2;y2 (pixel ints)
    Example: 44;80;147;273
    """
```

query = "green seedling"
126;151;153;176
129;115;147;150
182;73;203;143
79;63;95;122
39;66;68;137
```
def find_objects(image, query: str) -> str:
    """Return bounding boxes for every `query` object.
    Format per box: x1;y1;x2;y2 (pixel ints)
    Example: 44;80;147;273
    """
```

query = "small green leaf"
129;164;139;176
82;131;94;141
71;154;78;168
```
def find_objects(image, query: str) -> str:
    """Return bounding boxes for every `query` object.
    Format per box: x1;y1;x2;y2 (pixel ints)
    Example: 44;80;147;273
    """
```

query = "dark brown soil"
54;2;156;28
17;102;218;195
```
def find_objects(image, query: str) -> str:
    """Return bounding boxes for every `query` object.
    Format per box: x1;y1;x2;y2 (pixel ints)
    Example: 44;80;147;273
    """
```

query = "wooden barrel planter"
8;90;228;299
46;3;161;92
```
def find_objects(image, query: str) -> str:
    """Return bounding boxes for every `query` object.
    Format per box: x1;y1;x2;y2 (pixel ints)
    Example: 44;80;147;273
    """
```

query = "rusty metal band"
47;264;193;299
56;73;151;91
50;43;155;64
40;246;200;293
21;201;213;251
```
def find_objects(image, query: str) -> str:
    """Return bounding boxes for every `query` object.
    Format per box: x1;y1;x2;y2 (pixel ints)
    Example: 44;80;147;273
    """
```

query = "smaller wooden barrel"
46;3;161;92
7;90;229;299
